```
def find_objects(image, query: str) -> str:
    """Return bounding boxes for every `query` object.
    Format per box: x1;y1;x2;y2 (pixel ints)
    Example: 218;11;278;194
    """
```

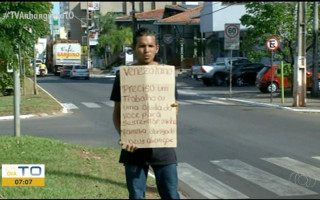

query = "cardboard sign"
120;65;177;148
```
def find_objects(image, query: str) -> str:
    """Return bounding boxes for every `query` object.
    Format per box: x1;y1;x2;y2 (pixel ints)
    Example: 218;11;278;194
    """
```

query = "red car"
256;64;320;93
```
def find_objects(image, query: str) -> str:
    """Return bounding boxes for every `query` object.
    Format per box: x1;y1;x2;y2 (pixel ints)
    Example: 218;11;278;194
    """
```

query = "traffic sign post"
266;36;280;103
266;37;280;51
224;23;240;97
224;24;240;50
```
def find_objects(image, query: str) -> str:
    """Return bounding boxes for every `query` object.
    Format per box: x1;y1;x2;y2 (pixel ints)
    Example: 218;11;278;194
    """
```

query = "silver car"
111;66;120;75
70;65;90;79
60;65;73;78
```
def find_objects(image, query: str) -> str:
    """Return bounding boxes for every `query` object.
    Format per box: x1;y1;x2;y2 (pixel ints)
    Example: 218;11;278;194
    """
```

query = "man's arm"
113;101;121;136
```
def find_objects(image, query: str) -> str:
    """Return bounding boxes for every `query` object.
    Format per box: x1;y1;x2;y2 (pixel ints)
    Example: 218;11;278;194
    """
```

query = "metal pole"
293;1;307;107
201;32;204;65
312;1;319;97
14;44;21;137
180;38;184;72
281;61;285;104
131;2;136;62
229;50;232;98
33;42;38;95
270;51;273;103
87;2;91;69
132;2;136;35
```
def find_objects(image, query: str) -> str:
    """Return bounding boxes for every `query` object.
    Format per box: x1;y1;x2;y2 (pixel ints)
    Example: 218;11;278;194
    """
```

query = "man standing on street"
110;27;180;199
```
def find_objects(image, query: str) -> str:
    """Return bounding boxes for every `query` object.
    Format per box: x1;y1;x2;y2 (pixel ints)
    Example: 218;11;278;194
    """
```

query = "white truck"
47;40;81;75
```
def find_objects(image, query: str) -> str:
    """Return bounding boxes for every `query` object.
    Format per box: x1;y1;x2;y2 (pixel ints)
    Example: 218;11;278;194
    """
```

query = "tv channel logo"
2;164;45;186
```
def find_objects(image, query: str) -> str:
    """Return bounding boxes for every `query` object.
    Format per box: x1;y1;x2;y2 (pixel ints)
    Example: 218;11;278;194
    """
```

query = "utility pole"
33;41;38;95
179;38;184;72
293;2;307;107
131;2;136;37
312;1;319;97
131;2;136;62
87;2;91;69
14;43;21;137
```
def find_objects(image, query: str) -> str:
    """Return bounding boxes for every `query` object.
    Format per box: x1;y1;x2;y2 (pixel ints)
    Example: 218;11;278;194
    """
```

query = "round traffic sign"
266;37;280;51
225;24;240;39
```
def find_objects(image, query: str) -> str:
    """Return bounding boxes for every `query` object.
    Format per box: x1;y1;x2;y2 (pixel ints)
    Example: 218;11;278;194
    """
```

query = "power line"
200;3;241;18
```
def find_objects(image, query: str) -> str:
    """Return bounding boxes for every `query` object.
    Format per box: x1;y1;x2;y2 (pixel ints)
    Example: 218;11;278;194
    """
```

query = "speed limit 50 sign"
224;23;240;50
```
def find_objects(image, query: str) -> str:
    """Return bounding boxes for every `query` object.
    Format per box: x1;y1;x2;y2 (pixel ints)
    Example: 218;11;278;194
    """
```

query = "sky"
52;2;59;15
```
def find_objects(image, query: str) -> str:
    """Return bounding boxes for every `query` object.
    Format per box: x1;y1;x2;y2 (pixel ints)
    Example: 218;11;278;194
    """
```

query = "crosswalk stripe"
102;101;115;107
177;100;191;105
178;162;249;199
211;159;316;196
61;103;78;110
204;99;233;105
262;157;320;181
312;156;320;161
183;100;212;105
81;102;101;108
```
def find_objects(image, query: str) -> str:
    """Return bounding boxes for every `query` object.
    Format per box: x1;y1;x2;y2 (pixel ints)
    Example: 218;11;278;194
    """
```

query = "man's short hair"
133;27;157;47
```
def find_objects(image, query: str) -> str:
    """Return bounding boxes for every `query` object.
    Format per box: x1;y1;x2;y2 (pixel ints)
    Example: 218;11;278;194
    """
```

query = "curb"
228;98;320;113
178;89;320;113
0;79;68;121
34;81;68;114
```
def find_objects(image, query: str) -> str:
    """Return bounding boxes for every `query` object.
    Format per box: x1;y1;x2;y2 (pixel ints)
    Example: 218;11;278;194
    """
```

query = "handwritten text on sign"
120;65;177;148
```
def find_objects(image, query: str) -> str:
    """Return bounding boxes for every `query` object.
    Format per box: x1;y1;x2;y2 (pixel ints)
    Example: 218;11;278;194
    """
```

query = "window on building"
151;2;156;9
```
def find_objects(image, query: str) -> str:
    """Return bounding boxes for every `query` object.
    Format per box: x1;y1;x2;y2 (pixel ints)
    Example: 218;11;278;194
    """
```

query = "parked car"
225;63;265;86
70;65;90;79
111;66;120;75
192;57;251;86
60;65;73;78
256;64;320;93
111;63;134;75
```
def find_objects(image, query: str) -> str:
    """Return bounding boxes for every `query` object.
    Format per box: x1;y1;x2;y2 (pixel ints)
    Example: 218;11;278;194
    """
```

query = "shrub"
0;72;14;96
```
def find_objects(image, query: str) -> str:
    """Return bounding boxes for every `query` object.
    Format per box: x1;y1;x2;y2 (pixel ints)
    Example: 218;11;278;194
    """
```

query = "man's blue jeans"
125;164;180;199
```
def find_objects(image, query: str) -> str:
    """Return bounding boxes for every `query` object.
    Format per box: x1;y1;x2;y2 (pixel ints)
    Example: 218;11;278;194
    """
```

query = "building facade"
59;1;187;67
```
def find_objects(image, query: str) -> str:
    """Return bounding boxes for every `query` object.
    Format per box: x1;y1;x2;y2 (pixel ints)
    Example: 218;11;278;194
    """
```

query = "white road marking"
204;99;233;105
262;157;320;181
178;162;249;199
312;156;320;161
177;100;192;105
211;159;316;196
81;102;101;108
61;103;78;110
102;101;115;107
183;100;212;105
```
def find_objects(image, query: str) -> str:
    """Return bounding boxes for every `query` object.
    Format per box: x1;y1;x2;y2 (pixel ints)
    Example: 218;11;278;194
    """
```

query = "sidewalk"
175;69;320;113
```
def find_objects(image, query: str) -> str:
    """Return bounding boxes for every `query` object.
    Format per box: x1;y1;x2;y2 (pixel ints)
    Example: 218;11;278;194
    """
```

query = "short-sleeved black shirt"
110;72;177;165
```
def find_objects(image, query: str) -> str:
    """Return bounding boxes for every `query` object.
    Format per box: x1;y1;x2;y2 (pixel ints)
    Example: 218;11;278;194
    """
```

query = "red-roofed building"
115;4;203;68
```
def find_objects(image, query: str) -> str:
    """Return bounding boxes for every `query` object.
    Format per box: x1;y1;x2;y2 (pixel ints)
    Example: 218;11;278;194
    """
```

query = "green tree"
240;2;314;66
96;12;132;65
0;2;52;95
0;2;52;65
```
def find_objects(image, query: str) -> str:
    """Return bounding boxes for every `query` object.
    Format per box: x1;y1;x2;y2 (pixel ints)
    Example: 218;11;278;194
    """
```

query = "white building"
200;2;247;62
